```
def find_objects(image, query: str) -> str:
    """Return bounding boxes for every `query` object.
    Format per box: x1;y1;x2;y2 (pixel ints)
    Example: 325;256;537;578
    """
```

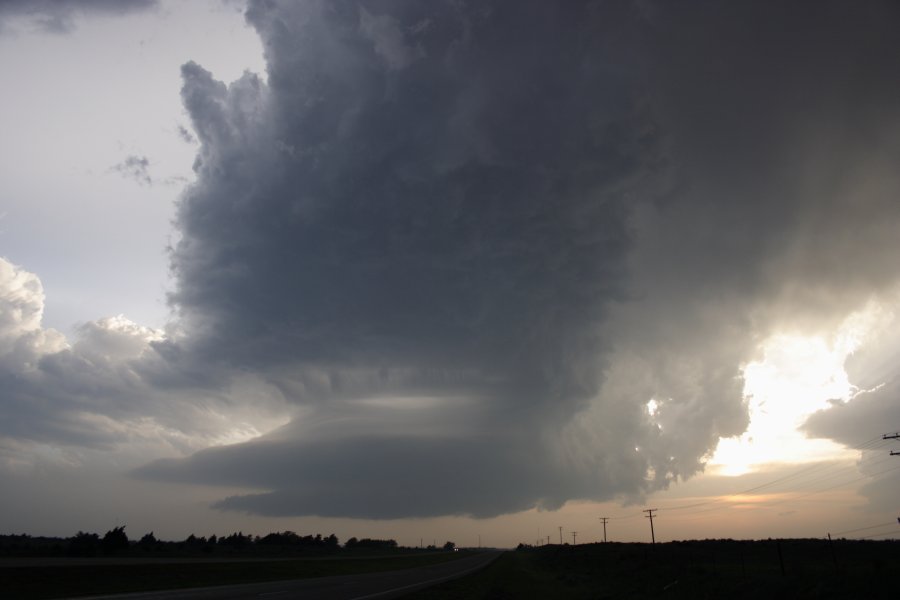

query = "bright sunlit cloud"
709;301;890;476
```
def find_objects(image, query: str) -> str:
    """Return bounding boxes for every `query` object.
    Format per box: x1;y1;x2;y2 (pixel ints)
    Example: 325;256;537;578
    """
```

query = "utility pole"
643;509;658;544
885;432;900;455
572;531;578;545
559;526;563;545
827;533;839;572
599;517;609;543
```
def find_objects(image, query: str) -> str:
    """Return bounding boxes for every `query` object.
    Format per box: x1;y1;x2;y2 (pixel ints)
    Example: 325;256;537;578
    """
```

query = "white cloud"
0;257;289;470
0;257;68;367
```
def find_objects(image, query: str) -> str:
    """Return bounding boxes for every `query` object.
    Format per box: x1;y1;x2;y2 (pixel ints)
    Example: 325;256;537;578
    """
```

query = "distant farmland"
407;538;900;599
3;537;899;599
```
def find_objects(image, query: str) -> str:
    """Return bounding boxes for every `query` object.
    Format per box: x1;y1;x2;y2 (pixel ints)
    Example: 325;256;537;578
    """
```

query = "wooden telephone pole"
883;433;899;527
885;432;900;455
644;509;658;544
599;517;609;543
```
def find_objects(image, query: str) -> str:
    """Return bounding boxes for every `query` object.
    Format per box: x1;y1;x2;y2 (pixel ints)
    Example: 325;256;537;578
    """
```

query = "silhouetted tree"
69;531;101;556
348;538;398;550
138;532;158;552
443;541;456;551
220;532;252;548
139;532;157;545
101;527;129;555
259;531;301;546
184;534;208;546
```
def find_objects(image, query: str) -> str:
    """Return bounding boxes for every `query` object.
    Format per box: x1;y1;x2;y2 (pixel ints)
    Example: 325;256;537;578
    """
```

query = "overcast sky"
2;0;900;547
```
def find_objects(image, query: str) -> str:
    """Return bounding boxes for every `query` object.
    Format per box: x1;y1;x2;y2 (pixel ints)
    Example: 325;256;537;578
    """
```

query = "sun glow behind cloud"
709;302;890;476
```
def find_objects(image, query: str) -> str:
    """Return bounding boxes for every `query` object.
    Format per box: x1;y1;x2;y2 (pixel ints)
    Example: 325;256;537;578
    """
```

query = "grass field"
406;539;900;599
0;551;471;599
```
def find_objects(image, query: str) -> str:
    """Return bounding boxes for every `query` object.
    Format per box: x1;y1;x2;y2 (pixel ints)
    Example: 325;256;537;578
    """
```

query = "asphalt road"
64;551;502;600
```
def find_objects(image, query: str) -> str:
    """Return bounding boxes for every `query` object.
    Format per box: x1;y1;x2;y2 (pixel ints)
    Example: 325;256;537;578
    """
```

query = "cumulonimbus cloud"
137;0;683;518
140;0;900;519
5;0;900;520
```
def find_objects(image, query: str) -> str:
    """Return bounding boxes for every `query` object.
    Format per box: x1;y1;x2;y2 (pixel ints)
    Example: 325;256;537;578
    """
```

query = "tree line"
0;528;450;558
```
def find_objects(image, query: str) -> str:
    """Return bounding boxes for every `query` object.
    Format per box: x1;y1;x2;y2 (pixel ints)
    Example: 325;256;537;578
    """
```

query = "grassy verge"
1;551;471;599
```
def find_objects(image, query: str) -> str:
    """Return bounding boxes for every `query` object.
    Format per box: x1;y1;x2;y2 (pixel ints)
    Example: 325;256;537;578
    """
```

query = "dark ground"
0;551;471;599
4;538;899;599
406;538;900;599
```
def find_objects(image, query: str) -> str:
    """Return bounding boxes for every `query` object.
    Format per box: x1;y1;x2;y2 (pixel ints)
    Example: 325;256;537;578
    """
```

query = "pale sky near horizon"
1;0;899;548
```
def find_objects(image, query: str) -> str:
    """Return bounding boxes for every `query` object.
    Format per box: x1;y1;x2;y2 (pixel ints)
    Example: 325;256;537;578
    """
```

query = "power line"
659;446;900;519
831;522;898;536
655;436;890;516
856;530;900;540
609;513;643;521
667;463;900;521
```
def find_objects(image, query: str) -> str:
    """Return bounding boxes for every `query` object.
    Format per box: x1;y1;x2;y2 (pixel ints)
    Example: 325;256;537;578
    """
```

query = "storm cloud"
4;0;900;522
140;0;670;517
134;0;900;518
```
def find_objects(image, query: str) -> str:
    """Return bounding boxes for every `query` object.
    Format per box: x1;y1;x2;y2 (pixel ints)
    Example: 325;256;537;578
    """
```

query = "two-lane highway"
65;551;502;600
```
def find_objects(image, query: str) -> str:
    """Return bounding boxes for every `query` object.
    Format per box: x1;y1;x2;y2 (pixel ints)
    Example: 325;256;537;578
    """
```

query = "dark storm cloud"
627;0;900;321
170;1;653;401
0;0;157;33
133;0;900;519
143;0;672;517
803;382;900;449
139;434;562;519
